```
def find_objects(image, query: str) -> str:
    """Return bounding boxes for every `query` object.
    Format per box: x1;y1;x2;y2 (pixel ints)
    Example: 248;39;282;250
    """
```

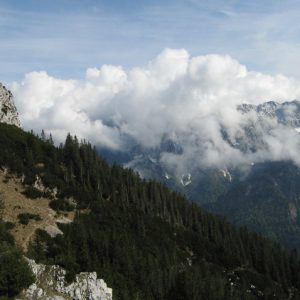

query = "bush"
0;222;14;245
22;186;44;199
49;199;75;212
4;222;15;230
18;213;42;225
0;244;34;297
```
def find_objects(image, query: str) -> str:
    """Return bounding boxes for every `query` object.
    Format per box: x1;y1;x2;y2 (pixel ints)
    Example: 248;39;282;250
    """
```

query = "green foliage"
49;199;75;212
0;192;4;219
3;222;15;230
206;161;300;251
0;222;14;246
174;169;234;205
22;186;44;199
0;244;34;297
0;219;34;297
18;213;42;225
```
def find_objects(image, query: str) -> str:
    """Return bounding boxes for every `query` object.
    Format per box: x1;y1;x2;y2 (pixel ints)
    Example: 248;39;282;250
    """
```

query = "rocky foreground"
17;259;112;300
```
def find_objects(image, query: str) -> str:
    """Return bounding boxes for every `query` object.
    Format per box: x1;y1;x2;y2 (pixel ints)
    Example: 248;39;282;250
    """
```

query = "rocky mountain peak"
237;101;280;116
238;100;300;127
0;82;21;127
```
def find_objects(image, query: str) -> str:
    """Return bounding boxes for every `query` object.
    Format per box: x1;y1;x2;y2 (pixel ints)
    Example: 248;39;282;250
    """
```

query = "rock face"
0;82;21;127
18;259;113;300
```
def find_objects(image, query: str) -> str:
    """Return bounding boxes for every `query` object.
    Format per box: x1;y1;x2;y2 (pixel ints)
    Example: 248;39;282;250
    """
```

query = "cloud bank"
11;49;300;173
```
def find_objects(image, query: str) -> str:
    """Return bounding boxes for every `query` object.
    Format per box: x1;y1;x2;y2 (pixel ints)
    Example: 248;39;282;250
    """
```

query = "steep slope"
0;169;74;250
0;213;112;300
1;123;300;299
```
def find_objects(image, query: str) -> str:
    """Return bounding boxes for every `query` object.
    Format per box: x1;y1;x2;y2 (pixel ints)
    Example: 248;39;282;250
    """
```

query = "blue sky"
1;0;300;83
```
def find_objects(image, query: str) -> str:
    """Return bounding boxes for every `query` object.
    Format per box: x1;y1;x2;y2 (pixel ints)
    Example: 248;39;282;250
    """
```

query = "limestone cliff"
0;82;21;127
17;259;113;300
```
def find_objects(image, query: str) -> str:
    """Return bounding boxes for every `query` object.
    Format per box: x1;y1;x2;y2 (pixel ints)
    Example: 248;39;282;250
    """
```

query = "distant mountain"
0;83;20;127
228;100;300;153
205;161;300;250
99;136;237;204
238;100;300;127
100;100;300;204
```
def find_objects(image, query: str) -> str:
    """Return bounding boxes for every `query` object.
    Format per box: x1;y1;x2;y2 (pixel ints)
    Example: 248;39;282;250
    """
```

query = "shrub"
22;186;44;199
18;213;42;225
0;244;34;297
4;222;15;230
49;199;75;212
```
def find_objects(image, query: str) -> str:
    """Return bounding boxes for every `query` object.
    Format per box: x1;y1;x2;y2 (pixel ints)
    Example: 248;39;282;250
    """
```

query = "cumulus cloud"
11;48;300;174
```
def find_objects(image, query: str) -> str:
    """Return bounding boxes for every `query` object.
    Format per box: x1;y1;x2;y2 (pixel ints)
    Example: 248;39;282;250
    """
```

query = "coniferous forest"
2;123;300;299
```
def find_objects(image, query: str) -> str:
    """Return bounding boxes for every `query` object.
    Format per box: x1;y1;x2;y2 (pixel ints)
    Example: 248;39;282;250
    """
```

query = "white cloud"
11;48;300;173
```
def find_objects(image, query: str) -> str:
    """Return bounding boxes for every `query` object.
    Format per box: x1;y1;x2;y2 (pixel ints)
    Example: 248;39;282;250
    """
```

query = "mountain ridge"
99;99;300;187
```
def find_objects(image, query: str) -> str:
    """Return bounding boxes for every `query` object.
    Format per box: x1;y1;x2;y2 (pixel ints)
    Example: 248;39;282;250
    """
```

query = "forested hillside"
1;123;300;299
206;161;300;251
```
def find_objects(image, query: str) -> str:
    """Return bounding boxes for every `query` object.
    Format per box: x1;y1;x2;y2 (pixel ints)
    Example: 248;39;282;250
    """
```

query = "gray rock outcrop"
0;82;21;127
18;259;113;300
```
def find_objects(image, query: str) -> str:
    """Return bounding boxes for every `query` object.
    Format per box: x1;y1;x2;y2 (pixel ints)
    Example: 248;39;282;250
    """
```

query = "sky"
4;0;300;173
2;0;300;83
